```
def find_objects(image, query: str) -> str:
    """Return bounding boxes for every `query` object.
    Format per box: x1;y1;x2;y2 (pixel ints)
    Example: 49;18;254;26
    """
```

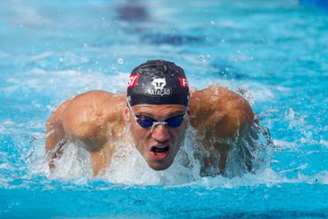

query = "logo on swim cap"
128;73;141;88
178;77;188;88
152;78;166;90
147;78;171;96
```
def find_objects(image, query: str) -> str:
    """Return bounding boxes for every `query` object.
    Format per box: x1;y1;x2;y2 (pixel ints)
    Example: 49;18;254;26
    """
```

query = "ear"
187;108;191;116
123;106;130;122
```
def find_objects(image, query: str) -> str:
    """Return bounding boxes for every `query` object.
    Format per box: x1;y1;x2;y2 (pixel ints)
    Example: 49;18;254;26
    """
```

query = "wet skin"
126;104;187;170
46;86;254;176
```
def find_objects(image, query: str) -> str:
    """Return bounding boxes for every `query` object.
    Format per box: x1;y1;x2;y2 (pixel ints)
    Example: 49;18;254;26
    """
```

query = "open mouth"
151;145;169;153
150;145;170;160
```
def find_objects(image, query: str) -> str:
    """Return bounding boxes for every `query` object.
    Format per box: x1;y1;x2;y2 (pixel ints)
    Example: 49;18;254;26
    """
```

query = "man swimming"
46;60;257;176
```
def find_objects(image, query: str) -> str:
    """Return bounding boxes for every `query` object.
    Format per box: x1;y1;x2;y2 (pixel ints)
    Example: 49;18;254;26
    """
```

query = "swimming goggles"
127;101;186;131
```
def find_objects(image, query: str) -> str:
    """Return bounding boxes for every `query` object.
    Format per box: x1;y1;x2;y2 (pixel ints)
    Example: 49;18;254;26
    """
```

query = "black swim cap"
127;60;189;106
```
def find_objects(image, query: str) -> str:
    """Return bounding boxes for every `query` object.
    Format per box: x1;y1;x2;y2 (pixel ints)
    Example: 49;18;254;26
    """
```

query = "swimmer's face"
124;104;188;170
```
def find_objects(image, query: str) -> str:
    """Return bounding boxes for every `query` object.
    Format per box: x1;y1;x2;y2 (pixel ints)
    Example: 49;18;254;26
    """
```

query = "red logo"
178;77;188;88
128;73;140;88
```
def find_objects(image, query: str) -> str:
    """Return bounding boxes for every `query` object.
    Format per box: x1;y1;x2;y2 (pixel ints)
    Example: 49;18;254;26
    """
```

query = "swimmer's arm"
62;91;126;175
46;100;71;169
190;86;255;173
51;91;125;175
45;91;117;167
59;91;125;149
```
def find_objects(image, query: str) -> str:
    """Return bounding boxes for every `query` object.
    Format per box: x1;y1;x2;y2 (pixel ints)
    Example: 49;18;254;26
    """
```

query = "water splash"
225;122;274;177
29;119;273;186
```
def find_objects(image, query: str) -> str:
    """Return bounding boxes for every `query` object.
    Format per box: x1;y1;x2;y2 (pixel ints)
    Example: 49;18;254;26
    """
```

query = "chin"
147;161;172;171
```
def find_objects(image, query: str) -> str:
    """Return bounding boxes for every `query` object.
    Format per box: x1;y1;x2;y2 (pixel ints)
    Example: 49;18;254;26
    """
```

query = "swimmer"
46;60;256;176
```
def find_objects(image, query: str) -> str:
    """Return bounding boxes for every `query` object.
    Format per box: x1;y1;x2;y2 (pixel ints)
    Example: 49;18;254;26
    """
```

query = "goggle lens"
136;114;185;129
165;115;185;127
136;116;155;128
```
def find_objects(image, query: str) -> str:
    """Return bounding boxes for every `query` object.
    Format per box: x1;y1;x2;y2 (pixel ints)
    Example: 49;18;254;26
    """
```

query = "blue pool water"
1;0;328;218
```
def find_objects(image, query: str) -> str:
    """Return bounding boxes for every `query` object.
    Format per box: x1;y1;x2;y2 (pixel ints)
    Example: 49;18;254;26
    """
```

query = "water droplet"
117;58;124;65
199;54;211;64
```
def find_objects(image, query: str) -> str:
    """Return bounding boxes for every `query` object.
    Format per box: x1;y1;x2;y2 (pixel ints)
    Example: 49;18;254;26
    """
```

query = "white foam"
28;51;54;62
285;108;305;129
29;137;328;187
190;169;328;188
283;108;320;146
316;171;328;184
0;119;15;135
0;162;12;170
36;121;273;186
189;78;278;104
44;127;201;185
50;142;93;180
273;139;297;149
102;128;201;185
102;143;196;185
235;83;276;103
0;177;9;188
320;139;328;148
283;171;328;185
188;168;285;188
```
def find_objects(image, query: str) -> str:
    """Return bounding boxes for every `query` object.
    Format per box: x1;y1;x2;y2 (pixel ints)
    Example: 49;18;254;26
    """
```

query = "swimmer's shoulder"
68;90;124;103
62;90;125;115
58;90;126;146
189;85;254;138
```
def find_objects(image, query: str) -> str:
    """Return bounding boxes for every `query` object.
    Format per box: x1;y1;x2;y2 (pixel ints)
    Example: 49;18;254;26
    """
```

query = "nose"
151;124;170;143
